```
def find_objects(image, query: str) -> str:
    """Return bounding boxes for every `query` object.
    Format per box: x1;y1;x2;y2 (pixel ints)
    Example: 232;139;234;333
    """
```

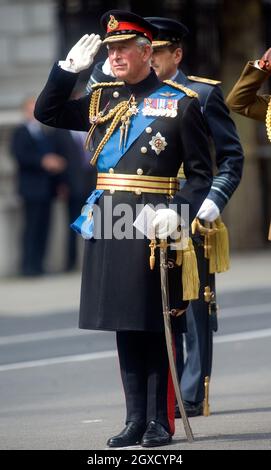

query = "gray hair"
135;36;152;49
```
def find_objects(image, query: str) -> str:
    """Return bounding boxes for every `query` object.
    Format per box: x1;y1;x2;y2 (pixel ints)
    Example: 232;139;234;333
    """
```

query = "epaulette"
163;79;198;98
91;81;124;90
187;75;221;85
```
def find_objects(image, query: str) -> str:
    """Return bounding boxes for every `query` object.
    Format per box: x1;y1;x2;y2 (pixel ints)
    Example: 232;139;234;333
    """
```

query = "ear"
174;48;183;66
142;44;153;63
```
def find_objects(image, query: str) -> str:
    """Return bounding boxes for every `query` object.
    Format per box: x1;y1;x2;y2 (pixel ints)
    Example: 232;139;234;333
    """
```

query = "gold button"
146;127;152;133
109;168;114;174
113;91;119;98
135;188;142;195
141;146;147;154
137;168;143;175
110;189;115;194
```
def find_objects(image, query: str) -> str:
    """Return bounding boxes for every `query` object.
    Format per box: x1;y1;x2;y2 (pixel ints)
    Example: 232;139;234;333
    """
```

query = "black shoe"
141;421;172;447
107;422;145;448
184;400;203;417
175;403;181;419
175;401;203;418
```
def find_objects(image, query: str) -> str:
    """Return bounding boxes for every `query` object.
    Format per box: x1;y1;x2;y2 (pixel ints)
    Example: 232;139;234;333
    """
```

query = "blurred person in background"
10;96;67;276
226;47;271;241
54;125;97;271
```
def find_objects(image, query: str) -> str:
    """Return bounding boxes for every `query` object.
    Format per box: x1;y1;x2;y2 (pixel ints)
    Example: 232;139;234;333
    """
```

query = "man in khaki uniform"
226;47;271;240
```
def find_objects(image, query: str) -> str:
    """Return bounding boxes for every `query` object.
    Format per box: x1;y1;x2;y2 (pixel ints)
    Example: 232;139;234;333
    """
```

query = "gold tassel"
149;239;157;270
181;238;200;301
175;248;182;267
208;217;230;273
175;236;183;267
268;222;271;241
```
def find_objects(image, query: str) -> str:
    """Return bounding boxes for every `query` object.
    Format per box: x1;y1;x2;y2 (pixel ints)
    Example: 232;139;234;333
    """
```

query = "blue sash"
71;84;185;238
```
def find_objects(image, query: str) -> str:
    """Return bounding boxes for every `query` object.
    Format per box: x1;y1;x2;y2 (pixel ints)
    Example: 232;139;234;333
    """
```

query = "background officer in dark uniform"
146;17;244;417
34;10;212;447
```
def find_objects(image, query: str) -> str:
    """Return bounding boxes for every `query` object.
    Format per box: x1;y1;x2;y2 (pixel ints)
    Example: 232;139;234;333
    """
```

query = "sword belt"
97;173;179;196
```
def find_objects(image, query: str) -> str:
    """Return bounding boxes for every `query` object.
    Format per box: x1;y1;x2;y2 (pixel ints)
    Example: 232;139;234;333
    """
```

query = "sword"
158;239;194;443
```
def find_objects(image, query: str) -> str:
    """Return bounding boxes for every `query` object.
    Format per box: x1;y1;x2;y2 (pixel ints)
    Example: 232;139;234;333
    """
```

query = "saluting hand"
59;34;102;73
259;47;271;72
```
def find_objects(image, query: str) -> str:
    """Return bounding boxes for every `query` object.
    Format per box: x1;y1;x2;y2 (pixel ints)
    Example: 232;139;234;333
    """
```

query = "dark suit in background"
11;122;61;275
54;129;97;270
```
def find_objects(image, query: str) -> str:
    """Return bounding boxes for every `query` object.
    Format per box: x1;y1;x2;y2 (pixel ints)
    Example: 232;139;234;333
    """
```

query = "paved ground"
0;248;270;451
1;249;270;317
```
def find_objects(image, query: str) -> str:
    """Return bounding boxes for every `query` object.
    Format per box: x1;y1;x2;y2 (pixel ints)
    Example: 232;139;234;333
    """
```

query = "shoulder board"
91;81;124;90
163;79;198;98
187;75;221;85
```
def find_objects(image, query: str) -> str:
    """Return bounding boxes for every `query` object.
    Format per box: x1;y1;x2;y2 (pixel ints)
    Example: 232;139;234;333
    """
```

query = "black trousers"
21;200;52;275
175;240;213;403
116;330;175;433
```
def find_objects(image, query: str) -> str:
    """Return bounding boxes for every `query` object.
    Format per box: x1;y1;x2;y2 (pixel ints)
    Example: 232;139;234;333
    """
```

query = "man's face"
151;47;182;81
107;38;151;83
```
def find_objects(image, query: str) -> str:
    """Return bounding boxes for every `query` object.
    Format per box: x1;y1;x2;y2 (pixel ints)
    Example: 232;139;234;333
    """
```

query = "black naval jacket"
35;64;212;332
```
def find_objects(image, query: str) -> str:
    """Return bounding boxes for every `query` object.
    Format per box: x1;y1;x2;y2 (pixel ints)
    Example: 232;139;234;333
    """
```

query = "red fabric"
107;21;153;42
167;339;176;435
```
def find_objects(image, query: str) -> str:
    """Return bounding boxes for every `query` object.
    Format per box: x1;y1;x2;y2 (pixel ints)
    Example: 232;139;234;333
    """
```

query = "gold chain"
266;97;271;142
90;101;131;165
88;89;130;125
88;89;102;122
87;89;138;165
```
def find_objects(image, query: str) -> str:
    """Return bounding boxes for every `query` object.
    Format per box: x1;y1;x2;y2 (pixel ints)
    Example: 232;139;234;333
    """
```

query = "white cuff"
254;60;261;70
58;60;78;73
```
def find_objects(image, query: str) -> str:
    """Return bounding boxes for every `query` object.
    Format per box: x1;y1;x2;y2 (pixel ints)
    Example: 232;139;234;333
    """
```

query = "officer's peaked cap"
145;17;189;49
101;10;158;45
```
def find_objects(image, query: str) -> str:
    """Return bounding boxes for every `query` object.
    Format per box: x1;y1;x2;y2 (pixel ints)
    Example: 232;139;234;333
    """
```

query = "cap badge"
108;15;119;31
149;132;168;155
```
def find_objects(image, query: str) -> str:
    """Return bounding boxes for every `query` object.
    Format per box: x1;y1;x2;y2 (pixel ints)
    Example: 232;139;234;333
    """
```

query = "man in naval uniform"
34;10;212;447
146;17;244;417
226;47;271;241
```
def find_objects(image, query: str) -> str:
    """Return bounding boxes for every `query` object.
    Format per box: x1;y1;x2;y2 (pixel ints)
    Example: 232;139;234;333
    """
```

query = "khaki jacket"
227;61;271;240
226;61;271;121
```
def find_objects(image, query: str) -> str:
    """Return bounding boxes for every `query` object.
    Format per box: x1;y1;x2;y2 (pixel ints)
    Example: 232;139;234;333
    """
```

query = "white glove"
196;198;220;222
59;34;102;73
152;208;180;239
